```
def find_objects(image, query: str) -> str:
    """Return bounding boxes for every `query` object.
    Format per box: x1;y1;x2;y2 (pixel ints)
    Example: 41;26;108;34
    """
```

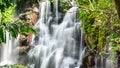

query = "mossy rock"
0;64;29;68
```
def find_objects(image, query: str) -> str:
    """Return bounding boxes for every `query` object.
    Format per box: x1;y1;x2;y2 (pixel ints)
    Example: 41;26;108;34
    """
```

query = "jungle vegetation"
0;0;36;43
0;0;120;67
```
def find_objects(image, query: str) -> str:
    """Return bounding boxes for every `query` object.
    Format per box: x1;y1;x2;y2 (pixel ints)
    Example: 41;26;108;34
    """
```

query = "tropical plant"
77;0;118;54
0;0;36;43
75;0;120;67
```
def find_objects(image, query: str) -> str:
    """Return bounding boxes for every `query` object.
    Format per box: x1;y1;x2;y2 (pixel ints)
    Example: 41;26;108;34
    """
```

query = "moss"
0;64;29;68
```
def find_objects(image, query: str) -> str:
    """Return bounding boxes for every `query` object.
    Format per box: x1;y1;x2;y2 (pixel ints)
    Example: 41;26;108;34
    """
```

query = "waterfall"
54;0;59;23
28;0;86;68
0;31;19;66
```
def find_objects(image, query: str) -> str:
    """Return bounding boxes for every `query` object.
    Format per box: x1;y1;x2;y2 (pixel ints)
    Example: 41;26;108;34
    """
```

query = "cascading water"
0;31;19;66
28;0;86;68
54;0;59;23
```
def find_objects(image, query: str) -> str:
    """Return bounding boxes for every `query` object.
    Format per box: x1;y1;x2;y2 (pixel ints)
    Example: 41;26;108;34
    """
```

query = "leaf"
0;25;5;43
5;23;20;38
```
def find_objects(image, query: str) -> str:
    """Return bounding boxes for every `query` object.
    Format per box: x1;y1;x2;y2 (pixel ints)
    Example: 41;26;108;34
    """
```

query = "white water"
0;31;19;66
0;0;115;68
54;0;59;23
28;0;86;68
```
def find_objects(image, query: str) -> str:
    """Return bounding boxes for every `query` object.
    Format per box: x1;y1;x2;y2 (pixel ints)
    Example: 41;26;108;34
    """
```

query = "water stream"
0;31;19;66
0;0;115;68
28;0;86;68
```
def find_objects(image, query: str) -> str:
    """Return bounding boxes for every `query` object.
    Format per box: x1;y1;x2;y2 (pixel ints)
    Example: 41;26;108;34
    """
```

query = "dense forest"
0;0;120;68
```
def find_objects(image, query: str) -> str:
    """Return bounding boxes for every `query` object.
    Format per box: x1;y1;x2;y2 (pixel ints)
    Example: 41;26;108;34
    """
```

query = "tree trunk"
114;0;120;19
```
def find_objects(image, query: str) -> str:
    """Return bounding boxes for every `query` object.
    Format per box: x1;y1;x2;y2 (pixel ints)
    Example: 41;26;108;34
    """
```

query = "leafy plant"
77;0;118;55
1;5;15;24
0;22;36;43
0;0;36;43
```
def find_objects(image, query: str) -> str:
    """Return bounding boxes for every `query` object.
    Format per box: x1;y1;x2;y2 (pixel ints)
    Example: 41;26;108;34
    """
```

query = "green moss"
0;65;29;68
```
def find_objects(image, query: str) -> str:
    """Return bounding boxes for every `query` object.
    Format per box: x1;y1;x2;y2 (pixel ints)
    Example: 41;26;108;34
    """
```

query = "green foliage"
0;0;15;24
77;0;118;54
0;0;13;12
17;22;36;35
0;65;29;68
59;0;71;12
50;0;70;13
0;22;36;43
10;65;29;68
0;0;36;43
0;10;1;22
87;44;96;51
1;5;15;24
0;25;5;43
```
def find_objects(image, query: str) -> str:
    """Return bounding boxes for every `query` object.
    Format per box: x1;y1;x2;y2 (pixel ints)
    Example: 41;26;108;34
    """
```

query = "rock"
18;51;28;65
17;7;39;26
32;7;39;13
17;46;30;53
26;11;38;25
19;35;26;40
17;46;27;53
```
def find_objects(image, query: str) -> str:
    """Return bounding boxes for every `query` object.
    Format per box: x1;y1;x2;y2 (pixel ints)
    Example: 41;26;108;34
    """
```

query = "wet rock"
17;45;31;66
116;50;120;68
26;11;38;25
18;52;28;66
16;0;38;14
32;7;39;13
17;6;39;26
17;46;30;53
16;6;39;51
